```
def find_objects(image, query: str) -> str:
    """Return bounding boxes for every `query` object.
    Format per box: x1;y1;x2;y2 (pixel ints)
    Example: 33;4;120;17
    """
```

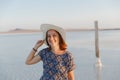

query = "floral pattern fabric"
38;48;75;80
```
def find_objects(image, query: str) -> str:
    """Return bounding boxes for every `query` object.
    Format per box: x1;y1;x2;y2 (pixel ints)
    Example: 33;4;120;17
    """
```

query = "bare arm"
68;70;75;80
25;40;44;65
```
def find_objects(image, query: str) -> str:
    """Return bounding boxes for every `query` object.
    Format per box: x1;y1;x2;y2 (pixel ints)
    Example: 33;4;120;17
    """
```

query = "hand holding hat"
33;40;44;50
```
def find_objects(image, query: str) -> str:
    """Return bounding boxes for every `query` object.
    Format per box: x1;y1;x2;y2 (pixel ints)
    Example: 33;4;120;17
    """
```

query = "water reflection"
95;67;102;80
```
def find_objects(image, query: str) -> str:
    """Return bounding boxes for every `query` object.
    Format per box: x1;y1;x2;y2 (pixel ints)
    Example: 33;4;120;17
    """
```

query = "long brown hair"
46;29;67;50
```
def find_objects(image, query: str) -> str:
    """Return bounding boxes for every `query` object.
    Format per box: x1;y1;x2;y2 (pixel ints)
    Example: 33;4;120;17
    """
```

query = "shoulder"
38;48;49;56
66;51;73;56
40;47;49;52
65;51;74;59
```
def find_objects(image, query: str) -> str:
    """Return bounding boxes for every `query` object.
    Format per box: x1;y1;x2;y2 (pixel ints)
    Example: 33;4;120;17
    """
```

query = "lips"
49;40;57;45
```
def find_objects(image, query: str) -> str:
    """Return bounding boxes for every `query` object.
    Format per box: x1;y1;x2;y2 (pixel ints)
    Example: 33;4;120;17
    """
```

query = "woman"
25;24;75;80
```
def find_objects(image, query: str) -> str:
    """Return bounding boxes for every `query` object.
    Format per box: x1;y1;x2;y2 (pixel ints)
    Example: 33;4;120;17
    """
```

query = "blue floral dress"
38;48;75;80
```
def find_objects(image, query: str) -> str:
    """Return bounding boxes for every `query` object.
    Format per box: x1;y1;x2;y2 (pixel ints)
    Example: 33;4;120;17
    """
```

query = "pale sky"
0;0;120;31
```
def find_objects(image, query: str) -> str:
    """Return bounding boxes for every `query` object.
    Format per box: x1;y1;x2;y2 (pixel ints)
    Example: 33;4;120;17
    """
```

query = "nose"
49;36;54;41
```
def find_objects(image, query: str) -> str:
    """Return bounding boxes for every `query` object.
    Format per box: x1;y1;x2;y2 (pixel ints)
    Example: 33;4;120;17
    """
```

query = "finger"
37;40;42;44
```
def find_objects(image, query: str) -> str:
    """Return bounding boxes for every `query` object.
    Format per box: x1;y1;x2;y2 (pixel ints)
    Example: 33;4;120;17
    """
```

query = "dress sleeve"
37;49;46;60
67;52;76;72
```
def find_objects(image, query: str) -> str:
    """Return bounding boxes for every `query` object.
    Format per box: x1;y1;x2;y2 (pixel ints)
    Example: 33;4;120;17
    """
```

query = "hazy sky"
0;0;120;31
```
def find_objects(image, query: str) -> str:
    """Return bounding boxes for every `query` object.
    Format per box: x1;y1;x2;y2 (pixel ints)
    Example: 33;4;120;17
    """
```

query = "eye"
53;34;57;37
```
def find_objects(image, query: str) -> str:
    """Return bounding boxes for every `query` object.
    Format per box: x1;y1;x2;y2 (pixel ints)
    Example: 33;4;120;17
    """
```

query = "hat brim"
40;24;66;45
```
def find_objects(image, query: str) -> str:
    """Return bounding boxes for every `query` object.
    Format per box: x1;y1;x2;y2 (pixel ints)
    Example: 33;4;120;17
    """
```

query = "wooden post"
94;20;102;67
95;21;100;58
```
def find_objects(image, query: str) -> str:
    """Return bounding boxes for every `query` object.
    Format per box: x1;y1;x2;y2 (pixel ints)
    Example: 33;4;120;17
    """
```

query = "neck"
51;45;60;52
50;45;66;55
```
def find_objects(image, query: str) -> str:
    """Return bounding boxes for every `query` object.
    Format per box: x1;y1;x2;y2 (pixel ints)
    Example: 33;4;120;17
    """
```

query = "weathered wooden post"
95;20;102;67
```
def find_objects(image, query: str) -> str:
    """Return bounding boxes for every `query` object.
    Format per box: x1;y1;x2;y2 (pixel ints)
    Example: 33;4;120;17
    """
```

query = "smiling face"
46;29;67;50
46;29;60;47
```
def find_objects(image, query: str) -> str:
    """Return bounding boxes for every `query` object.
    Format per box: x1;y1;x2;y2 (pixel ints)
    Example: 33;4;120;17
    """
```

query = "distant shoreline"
0;29;40;34
0;28;120;34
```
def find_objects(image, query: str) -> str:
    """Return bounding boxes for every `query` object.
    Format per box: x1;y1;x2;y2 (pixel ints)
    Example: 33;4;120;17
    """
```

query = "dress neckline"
50;50;67;56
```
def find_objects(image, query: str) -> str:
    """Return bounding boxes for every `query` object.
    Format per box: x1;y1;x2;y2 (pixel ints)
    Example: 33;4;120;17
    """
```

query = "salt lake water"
0;30;120;80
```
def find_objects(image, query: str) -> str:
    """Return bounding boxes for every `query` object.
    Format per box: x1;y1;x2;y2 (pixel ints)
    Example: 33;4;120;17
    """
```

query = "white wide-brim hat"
40;24;66;45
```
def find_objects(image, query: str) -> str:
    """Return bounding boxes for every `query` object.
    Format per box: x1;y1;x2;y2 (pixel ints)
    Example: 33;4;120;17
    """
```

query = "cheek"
56;37;59;42
47;38;52;43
